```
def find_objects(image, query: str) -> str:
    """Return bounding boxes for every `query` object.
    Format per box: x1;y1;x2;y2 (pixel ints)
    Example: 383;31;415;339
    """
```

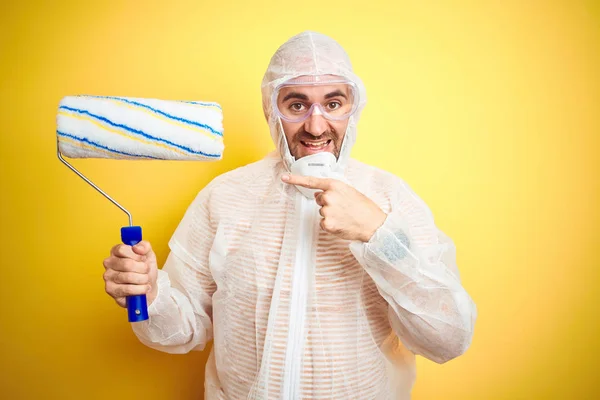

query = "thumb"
132;240;154;257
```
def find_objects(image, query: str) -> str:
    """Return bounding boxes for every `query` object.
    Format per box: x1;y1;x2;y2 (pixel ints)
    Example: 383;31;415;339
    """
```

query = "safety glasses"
272;76;359;123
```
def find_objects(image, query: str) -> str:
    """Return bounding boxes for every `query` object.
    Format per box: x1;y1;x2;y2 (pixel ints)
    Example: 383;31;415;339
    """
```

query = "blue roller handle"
121;226;149;322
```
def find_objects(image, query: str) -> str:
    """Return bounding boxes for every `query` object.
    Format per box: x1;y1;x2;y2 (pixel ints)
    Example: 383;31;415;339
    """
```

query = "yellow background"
1;1;598;399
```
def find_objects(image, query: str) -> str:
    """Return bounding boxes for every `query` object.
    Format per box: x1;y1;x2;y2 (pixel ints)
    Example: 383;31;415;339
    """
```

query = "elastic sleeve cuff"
351;212;418;266
147;269;171;317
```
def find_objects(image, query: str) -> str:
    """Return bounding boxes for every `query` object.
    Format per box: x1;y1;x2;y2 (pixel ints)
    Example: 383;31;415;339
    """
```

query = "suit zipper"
282;194;317;399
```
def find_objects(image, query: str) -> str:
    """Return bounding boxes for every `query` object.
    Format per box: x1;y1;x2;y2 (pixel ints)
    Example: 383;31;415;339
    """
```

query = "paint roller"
56;95;224;322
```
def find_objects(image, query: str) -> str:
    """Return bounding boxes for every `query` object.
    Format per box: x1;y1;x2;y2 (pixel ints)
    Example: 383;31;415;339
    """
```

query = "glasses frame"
272;79;360;123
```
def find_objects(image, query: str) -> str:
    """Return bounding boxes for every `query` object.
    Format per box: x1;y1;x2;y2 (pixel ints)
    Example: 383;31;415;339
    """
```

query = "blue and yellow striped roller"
56;95;224;323
57;95;224;161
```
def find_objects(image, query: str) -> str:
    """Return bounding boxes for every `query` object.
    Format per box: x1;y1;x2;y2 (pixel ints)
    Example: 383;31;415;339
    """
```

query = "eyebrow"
324;90;347;100
282;92;308;102
282;89;348;102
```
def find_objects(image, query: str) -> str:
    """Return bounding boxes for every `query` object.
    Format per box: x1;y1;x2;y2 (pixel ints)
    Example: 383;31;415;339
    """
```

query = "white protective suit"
132;31;477;400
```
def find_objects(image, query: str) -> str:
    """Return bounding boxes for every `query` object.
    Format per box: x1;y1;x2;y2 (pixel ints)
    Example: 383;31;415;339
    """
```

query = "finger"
109;271;150;285
111;244;143;261
314;192;326;206
320;218;329;232
107;282;151;298
105;258;150;274
320;217;336;233
319;205;332;218
114;297;126;308
282;174;332;190
132;241;154;257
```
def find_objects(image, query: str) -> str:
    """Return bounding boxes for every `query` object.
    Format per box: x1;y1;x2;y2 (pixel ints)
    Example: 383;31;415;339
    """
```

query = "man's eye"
290;103;306;112
327;101;342;110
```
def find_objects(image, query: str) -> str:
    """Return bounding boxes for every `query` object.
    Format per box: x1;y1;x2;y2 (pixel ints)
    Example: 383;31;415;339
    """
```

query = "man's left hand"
282;174;387;242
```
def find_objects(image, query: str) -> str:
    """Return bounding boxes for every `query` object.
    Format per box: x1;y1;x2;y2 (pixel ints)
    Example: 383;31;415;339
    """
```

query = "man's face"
277;83;351;160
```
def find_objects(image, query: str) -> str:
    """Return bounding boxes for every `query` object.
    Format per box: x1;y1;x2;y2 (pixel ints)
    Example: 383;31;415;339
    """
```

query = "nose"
303;108;329;137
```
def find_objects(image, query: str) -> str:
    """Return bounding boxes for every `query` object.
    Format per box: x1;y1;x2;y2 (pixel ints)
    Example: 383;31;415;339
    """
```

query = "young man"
103;31;477;399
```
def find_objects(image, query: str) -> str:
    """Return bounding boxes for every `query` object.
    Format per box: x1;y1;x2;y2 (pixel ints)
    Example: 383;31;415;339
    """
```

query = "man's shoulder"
347;158;432;215
203;155;279;197
217;157;275;181
346;158;404;190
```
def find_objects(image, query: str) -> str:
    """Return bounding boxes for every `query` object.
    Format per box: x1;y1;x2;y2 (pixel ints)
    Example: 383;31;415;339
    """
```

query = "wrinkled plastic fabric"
132;31;477;400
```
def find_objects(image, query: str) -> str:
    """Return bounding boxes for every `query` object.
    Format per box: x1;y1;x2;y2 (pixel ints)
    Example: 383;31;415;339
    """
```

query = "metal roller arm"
57;141;133;227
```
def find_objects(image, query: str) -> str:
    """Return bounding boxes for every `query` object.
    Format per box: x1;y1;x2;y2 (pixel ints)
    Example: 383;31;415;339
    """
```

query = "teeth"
304;141;328;147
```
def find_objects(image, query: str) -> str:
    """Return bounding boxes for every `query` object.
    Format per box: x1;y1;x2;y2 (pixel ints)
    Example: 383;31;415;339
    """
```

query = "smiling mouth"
300;139;332;150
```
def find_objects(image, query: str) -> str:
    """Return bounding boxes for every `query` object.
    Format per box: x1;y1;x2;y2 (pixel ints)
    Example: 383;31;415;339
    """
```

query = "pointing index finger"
282;174;331;190
111;244;143;261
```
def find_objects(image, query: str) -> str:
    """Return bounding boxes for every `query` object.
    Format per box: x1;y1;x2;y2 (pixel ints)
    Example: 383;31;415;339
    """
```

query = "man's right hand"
103;241;159;309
